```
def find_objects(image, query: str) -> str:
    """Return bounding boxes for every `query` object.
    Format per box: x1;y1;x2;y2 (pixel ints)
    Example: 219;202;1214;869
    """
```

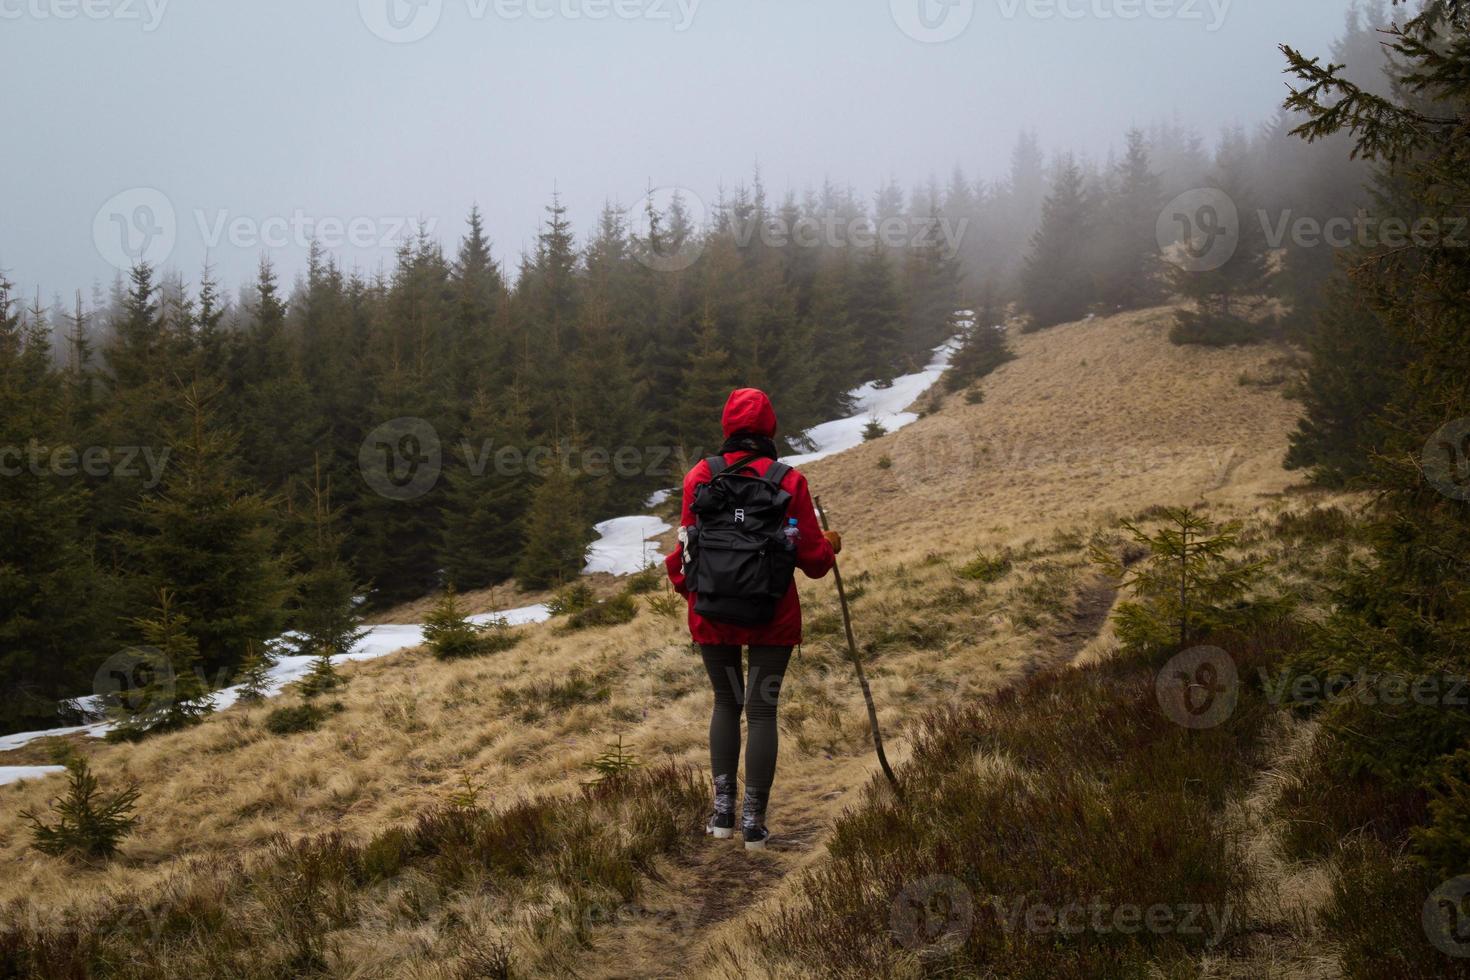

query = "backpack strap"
763;461;791;489
707;453;764;480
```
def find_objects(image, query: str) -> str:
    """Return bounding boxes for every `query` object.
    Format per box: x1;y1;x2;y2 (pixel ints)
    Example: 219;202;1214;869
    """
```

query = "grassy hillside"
2;305;1384;978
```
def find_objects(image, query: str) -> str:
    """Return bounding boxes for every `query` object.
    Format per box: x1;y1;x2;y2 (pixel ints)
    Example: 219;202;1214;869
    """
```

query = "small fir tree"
21;756;140;861
1091;507;1265;653
299;646;343;699
235;641;275;705
944;284;1014;392
423;585;489;659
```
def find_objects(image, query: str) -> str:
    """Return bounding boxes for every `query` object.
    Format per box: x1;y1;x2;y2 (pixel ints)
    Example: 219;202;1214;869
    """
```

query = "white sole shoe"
707;825;734;839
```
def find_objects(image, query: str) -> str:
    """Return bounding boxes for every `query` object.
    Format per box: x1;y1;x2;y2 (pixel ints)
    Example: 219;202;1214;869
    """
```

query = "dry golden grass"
0;304;1335;976
805;305;1301;549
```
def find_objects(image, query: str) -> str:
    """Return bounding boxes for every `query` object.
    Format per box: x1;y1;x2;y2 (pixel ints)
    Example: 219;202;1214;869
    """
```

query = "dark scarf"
720;431;779;460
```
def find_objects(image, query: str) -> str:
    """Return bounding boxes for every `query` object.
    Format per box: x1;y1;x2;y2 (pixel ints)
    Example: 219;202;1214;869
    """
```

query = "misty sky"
1;0;1364;301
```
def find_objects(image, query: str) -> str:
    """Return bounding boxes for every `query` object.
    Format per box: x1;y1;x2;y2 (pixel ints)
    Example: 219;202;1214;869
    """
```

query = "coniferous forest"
6;184;973;733
0;6;1408;736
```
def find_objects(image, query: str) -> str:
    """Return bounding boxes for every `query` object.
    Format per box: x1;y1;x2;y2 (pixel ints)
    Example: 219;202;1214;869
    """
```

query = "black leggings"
699;644;793;794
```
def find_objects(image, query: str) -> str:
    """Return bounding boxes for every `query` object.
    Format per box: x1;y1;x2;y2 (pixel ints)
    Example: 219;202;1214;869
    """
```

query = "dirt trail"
566;575;1122;978
568;750;874;979
1026;574;1118;678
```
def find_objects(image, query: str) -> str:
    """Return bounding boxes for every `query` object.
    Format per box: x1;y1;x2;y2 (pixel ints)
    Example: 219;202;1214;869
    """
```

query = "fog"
2;0;1358;297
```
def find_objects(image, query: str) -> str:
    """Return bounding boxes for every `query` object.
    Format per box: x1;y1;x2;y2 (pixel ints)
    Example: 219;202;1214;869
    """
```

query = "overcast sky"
1;0;1364;302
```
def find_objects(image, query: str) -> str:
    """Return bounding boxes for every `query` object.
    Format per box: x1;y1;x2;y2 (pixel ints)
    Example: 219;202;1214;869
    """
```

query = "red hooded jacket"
664;388;836;646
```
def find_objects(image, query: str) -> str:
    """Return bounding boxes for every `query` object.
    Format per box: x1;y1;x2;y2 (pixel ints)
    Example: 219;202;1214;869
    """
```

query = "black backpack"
687;454;798;626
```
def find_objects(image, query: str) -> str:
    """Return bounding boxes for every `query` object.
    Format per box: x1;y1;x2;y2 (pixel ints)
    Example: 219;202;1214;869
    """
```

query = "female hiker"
664;388;841;850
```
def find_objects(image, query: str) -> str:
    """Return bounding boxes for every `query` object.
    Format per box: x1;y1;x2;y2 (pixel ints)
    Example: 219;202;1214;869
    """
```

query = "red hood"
721;388;777;438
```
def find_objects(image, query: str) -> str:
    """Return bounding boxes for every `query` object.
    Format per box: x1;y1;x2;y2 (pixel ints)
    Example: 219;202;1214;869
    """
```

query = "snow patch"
0;723;106;754
0;766;67;786
782;338;959;467
470;603;551;627
583;516;670;576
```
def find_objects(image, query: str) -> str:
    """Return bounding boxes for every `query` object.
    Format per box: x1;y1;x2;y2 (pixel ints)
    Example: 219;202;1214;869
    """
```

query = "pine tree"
111;588;215;738
1092;129;1165;311
678;313;741;454
193;263;229;384
1276;0;1470;875
21;756;140;861
291;462;366;660
806;256;864;415
765;307;825;439
439;386;535;589
567;321;648;515
1167;132;1274;344
350;357;445;607
235;259;318;489
1090;509;1261;653
873;176;905;226
1020;156;1097;331
97;264;174;538
0;278;116;731
584;202;638;323
423;585;514;659
299;646;343;699
902;204;965;359
849;244;904;382
993;130;1048;285
944;283;1014;392
539;192;580;320
1283;275;1404;484
126;383;290;683
104;263;166;392
295;249;367;513
448;206;506;402
61;290;96;433
235;641;275;705
514;464;592;591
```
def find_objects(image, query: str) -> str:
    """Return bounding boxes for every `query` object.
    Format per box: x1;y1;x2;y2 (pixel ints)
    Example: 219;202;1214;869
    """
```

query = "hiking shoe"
742;824;770;850
707;774;736;840
742;788;770;851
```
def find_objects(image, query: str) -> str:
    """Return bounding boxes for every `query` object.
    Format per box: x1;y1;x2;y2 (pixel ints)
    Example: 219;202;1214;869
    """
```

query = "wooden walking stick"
814;497;903;800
